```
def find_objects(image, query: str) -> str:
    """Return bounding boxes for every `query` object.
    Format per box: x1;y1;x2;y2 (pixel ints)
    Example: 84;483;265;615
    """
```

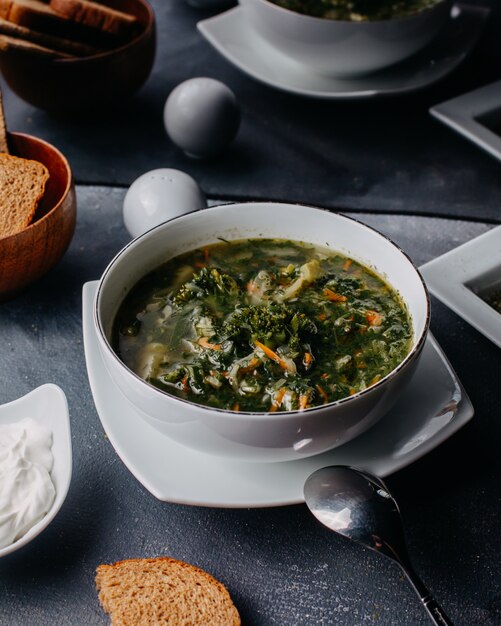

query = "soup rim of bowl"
248;0;451;25
94;202;430;419
0;132;72;242
52;0;155;64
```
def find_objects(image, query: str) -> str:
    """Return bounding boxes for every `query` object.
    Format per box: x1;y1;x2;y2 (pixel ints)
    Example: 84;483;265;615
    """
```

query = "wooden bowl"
0;0;155;115
0;132;76;300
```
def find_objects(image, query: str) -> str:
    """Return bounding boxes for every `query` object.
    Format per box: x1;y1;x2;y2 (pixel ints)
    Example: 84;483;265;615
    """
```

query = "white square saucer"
197;4;489;100
83;281;473;508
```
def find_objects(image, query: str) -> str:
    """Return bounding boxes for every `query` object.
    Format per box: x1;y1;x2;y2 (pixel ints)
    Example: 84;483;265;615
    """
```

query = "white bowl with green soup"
239;0;452;77
95;203;429;462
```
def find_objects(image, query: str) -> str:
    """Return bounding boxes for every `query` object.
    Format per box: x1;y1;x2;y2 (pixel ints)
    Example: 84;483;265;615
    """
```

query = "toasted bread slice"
0;153;49;238
0;16;99;55
0;0;67;30
0;32;71;57
0;0;117;47
95;557;241;626
50;0;137;38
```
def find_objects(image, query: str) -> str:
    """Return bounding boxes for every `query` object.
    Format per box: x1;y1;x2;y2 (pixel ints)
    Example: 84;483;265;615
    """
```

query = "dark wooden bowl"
0;132;76;300
0;0;155;115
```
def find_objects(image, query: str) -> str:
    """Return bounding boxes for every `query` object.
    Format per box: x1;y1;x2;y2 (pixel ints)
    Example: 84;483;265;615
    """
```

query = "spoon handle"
402;566;454;626
421;596;454;626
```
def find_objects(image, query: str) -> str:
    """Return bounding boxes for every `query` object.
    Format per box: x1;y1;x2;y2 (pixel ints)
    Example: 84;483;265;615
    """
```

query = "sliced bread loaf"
0;153;49;237
95;557;241;626
50;0;138;38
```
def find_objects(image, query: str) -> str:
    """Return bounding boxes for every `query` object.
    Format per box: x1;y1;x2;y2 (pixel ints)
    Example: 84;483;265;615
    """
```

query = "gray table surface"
0;187;500;625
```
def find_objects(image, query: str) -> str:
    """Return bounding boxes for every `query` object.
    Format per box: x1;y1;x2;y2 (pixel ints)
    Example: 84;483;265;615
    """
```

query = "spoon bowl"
304;466;453;626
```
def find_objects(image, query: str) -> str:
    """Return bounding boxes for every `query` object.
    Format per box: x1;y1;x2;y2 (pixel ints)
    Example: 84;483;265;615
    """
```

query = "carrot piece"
239;357;261;374
194;261;206;268
204;248;209;262
181;375;189;391
270;387;287;412
366;310;383;326
343;259;353;272
369;374;382;386
255;340;293;373
299;394;309;410
315;384;329;404
247;280;257;295
317;312;327;321
324;288;347;302
321;373;329;380
349;388;357;396
198;337;221;350
303;352;314;369
233;403;240;412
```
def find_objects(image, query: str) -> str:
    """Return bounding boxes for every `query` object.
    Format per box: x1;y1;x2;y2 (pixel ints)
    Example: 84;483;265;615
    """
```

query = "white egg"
164;78;240;158
123;168;207;239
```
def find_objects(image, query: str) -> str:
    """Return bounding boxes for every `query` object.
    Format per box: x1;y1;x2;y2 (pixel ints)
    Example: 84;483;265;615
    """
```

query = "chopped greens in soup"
271;0;442;21
114;239;412;412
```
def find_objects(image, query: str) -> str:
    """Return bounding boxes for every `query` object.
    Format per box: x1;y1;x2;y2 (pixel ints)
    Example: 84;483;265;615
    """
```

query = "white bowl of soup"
94;203;429;462
239;0;452;77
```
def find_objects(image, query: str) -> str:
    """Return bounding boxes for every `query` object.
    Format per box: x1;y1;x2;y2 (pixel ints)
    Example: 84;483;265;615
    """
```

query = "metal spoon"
304;466;453;626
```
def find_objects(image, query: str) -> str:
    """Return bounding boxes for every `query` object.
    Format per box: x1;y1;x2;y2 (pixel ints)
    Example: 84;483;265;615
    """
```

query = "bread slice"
0;0;118;47
95;557;241;626
0;0;68;30
0;32;71;57
0;16;100;55
0;153;49;238
50;0;137;39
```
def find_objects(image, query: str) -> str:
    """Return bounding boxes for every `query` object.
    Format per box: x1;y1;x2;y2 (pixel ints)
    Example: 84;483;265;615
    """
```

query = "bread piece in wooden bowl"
0;131;76;300
0;0;155;114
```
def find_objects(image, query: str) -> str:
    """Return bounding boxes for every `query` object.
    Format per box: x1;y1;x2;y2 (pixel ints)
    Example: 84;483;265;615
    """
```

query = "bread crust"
95;556;241;626
0;91;8;154
0;32;71;56
50;0;137;38
0;15;99;55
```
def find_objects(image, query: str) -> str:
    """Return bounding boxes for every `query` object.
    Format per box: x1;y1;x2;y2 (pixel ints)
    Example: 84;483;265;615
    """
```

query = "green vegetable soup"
114;239;413;412
270;0;442;21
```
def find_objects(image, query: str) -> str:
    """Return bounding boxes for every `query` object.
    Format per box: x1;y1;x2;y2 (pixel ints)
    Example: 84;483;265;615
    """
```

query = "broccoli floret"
222;304;317;351
173;267;240;304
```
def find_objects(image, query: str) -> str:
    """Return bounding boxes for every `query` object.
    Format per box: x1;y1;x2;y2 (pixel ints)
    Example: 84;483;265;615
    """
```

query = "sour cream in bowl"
0;384;72;558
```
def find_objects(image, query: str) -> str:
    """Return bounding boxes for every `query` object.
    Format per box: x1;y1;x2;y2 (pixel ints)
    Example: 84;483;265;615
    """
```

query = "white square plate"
431;79;501;162
421;225;501;347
